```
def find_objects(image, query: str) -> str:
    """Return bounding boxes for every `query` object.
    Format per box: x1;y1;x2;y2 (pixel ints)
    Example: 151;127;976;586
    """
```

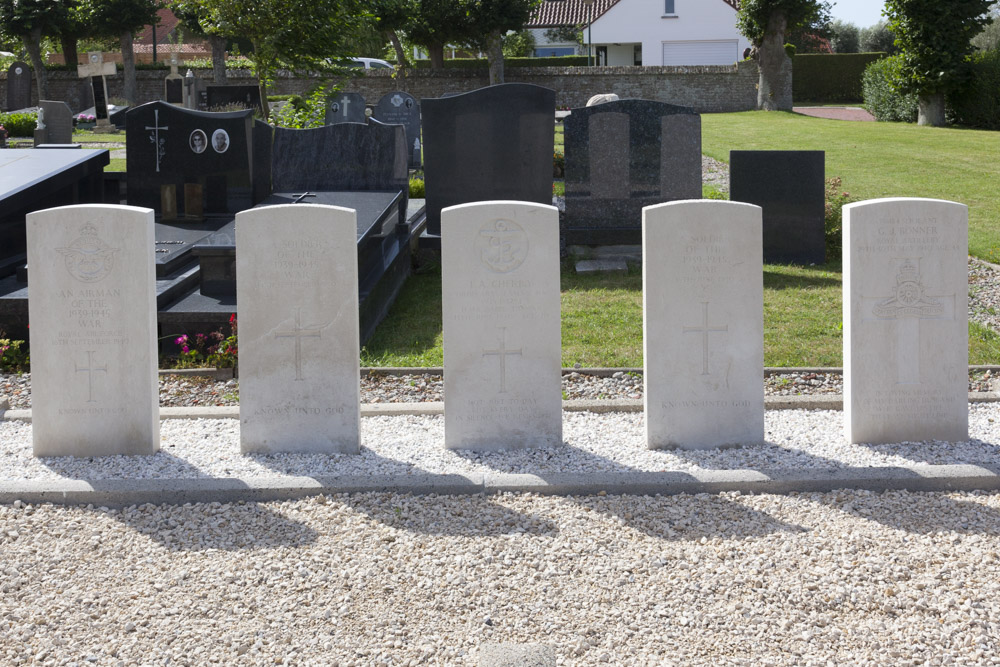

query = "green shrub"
553;150;564;178
824;177;854;258
862;55;918;122
0;335;29;372
271;85;333;129
0;111;38;137
947;49;1000;130
793;52;886;102
409;175;425;198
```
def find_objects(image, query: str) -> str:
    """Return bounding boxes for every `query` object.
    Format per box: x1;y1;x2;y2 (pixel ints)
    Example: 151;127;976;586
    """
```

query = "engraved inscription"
482;327;522;393
681;233;730;284
274;309;324;381
75;350;107;403
476;219;528;273
683;302;728;376
56;224;119;283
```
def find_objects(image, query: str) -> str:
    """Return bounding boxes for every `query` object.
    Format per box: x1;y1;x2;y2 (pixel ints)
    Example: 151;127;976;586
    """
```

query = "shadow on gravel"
809;490;1000;536
39;450;215;480
100;501;319;552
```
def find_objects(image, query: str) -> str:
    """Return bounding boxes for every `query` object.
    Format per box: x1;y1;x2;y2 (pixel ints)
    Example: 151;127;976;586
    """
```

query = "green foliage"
0;111;37;136
544;25;583;46
859;20;898;54
823;177;853;257
271;85;333;129
169;314;237;369
408;175;425;198
0;335;29;372
552;150;564;178
501;29;535;57
883;0;993;96
947;48;1000;128
830;19;860;53
408;55;588;68
73;0;158;40
972;2;1000;50
862;54;919;121
793;52;886;102
737;0;833;47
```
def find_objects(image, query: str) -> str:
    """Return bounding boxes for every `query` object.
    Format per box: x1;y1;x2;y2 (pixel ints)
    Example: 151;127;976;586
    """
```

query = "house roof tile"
527;0;739;28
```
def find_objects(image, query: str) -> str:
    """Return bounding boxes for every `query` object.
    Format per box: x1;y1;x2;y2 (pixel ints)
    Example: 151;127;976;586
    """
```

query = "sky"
828;0;887;28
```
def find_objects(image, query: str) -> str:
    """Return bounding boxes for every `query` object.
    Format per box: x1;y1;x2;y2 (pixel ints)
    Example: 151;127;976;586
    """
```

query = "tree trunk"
210;35;228;84
258;77;270;120
61;35;79;69
756;10;793;111
24;27;48;101
917;93;945;126
388;29;409;89
121;30;137;105
428;43;445;70
486;30;503;85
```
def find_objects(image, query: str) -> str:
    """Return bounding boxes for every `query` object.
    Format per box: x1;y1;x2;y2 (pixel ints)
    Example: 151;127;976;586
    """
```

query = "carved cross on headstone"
861;257;955;385
683;301;728;376
77;52;116;128
75;350;107;403
274;309;323;381
482;327;522;393
145;109;169;173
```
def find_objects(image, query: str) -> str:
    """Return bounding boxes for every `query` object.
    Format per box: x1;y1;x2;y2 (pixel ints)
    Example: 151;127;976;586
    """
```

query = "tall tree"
406;0;470;69
859;19;897;53
884;0;993;125
371;0;413;74
0;0;69;99
76;0;161;104
462;0;542;84
172;0;227;83
829;19;860;53
737;0;832;110
972;1;1000;50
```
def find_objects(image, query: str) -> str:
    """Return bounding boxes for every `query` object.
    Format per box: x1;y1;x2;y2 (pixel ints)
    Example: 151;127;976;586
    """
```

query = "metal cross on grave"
145;109;169;173
274;309;323;381
482;327;522;394
860;257;954;385
291;192;317;204
683;302;728;376
75;350;107;403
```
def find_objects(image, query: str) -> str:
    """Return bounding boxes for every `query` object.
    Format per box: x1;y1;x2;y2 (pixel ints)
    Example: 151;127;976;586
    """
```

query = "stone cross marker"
844;197;968;444
164;52;184;104
236;204;361;454
6;61;31;111
27;204;159;457
643;200;765;449
77;51;117;133
441;201;562;451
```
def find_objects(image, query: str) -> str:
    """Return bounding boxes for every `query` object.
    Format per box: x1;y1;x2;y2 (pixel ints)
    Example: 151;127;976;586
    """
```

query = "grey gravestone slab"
205;85;262;113
729;150;826;264
422;83;555;237
372;91;421;168
125;101;265;218
325;92;366;124
165;78;183;104
39;101;74;145
6;61;31;111
271;120;407;201
563;99;701;246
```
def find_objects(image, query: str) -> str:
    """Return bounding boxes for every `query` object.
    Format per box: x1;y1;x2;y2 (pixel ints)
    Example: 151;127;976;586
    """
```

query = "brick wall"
10;62;763;114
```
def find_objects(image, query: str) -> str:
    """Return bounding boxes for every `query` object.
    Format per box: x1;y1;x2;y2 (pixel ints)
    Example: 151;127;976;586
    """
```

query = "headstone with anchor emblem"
27;204;159;457
843;197;968;444
440;200;562;451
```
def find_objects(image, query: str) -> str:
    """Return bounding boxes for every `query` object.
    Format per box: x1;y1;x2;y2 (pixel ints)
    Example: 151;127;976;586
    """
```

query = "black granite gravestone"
205;85;262;113
421;83;555;237
125;101;268;218
6;62;31;111
325;92;366;124
372;91;421;168
91;76;109;120
165;78;183;104
729;150;826;264
563;99;701;246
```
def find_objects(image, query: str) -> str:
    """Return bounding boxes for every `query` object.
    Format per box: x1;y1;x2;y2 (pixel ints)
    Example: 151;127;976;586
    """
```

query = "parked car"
349;57;393;70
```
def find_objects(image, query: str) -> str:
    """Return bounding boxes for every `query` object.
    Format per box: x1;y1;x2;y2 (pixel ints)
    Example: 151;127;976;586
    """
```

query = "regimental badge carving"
56;224;119;283
872;258;945;319
476;219;528;273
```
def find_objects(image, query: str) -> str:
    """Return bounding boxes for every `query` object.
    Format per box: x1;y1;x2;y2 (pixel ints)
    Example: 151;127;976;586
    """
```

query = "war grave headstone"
205;84;262;114
27;204;159;457
34;100;74;146
843;197;968;444
422;84;556;239
77;52;117;133
325;92;366;125
441;201;562;451
729;151;826;265
237;204;361;454
643;200;764;449
563;99;701;246
372;91;421;168
164;52;184;104
6;61;31;111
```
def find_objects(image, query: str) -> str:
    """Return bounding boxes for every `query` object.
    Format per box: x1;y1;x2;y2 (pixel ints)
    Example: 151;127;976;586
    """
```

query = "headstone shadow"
808;491;1000;536
39;449;214;480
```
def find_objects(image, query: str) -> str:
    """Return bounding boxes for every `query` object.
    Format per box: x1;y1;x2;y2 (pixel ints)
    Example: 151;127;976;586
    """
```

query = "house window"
664;0;676;15
634;44;642;65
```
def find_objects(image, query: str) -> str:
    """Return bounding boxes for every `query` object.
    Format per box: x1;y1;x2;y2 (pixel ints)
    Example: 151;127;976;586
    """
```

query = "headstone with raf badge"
325;92;366;124
843;197;968;444
77;52;117;133
441;200;562;451
372;91;421;168
27;204;159;457
6;61;31;111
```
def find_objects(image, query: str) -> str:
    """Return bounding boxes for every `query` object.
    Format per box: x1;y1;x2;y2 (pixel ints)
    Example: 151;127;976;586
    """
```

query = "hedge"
947;49;1000;130
792;52;887;103
861;55;918;123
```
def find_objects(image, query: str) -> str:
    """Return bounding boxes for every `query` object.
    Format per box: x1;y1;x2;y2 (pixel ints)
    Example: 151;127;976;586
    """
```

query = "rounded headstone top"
586;93;620;107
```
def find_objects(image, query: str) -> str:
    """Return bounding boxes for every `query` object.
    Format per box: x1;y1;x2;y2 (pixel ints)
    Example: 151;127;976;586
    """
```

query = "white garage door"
661;40;739;66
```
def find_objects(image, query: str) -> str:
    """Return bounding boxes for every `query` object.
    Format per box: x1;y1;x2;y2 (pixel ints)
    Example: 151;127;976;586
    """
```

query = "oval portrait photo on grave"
189;129;207;154
212;129;230;153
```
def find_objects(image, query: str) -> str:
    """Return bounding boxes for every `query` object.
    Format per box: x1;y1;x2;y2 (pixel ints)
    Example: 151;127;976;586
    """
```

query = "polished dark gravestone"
6;61;31;111
729;150;826;264
205;85;263;114
372;91;421;168
325;92;366;125
563;99;701;245
38;100;74;145
421;83;555;237
125;101;271;219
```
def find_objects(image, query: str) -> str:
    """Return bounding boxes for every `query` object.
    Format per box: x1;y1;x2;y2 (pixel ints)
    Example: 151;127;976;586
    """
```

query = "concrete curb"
2;464;1000;508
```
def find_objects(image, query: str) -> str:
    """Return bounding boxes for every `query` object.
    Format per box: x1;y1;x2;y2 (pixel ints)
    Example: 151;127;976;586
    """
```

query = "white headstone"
236;204;361;454
27;204;159;457
643;200;765;449
843;197;968;444
441;201;562;451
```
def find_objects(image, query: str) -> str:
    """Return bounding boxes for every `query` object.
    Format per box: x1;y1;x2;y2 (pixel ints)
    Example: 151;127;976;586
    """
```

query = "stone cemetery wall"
24;62;762;113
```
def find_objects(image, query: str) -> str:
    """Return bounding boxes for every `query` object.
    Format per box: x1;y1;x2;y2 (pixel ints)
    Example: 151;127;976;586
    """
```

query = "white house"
527;0;750;66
